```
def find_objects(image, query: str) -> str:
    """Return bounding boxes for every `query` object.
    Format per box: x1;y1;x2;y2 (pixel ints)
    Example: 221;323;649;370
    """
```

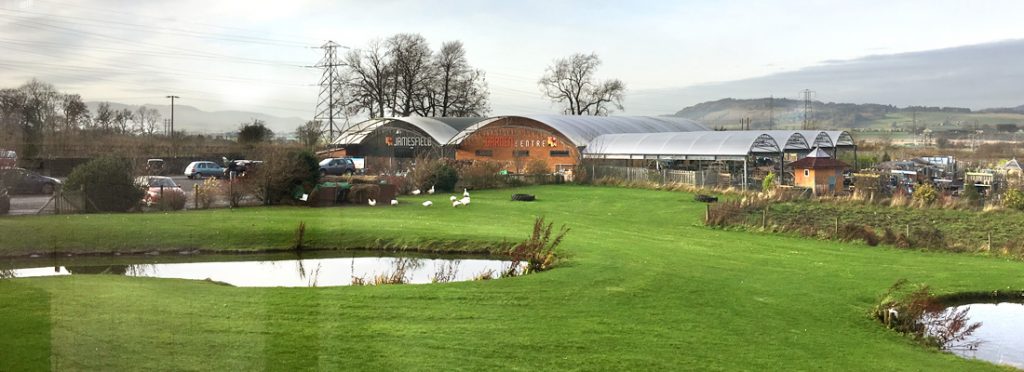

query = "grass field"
1;185;1022;370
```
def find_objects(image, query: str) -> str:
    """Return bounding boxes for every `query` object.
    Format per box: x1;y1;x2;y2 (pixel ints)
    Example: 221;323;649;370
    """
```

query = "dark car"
318;157;356;176
0;168;60;194
224;159;262;178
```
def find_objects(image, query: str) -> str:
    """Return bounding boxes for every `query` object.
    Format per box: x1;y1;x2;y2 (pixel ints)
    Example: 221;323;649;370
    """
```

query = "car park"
135;176;185;209
184;161;225;179
0;167;60;194
318;157;356;176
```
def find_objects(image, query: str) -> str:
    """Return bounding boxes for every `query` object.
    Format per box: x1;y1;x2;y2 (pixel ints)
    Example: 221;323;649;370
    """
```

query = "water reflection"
2;253;518;287
932;302;1024;369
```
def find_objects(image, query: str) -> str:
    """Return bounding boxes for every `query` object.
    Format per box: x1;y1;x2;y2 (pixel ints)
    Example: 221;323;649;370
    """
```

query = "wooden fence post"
762;205;768;229
194;183;199;210
834;216;840;238
705;203;710;224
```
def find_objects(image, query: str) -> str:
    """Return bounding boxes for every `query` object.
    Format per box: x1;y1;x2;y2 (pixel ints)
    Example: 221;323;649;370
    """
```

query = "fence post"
834;216;840;238
705;203;710;224
762;205;768;229
905;224;910;239
160;186;164;211
194;183;199;210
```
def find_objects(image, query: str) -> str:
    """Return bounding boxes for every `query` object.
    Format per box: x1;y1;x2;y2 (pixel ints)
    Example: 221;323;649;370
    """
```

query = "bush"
525;158;549;176
156;189;186;211
64;156;145;212
508;216;569;274
912;183;938;206
248;147;320;204
1003;188;1024;211
762;172;776;193
458;161;504;190
347;184;380;204
960;183;981;207
428;163;459;193
196;177;220;209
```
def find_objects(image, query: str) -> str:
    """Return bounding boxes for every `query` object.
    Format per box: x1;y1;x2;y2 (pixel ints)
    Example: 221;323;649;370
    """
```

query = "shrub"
960;183;981;207
221;179;250;208
872;280;982;350
347;184;380;204
64;156;145;212
837;224;880;246
428;163;459;193
508;216;569;274
156;189;186;211
761;172;776;193
525;158;549;176
1003;188;1024;211
196;177;220;209
458;160;504;190
912;183;938;206
248;147;320;204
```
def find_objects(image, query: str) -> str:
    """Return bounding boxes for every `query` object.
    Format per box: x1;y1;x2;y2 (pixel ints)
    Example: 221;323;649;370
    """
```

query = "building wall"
795;167;843;193
455;118;578;173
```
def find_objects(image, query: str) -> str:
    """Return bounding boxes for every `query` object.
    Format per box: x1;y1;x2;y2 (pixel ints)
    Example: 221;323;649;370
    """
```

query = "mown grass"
1;185;1022;370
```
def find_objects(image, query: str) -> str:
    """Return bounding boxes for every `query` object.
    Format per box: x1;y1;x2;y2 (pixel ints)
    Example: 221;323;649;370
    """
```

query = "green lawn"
1;185;1021;370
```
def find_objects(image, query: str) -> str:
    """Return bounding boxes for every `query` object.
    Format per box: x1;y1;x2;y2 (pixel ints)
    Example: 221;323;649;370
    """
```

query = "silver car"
184;161;225;179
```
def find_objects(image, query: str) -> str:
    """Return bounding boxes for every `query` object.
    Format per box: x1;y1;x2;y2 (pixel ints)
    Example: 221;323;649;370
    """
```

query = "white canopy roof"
332;117;483;146
448;115;709;147
583;131;781;160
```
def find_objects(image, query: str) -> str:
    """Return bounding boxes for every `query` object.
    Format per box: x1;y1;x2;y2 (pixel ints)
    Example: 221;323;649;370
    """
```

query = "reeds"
508;216;569;274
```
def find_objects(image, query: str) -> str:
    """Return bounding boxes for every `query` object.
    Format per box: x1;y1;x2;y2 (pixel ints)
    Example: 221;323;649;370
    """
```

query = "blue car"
184;161;225;179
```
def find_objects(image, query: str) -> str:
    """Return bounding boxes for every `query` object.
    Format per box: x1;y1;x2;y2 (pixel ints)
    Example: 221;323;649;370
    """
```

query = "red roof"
788;157;849;169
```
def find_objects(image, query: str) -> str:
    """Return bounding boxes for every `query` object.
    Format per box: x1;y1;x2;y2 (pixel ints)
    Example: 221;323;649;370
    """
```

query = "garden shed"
789;147;849;195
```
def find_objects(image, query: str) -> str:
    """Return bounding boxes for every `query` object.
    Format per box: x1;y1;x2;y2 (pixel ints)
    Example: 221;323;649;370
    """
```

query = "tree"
387;33;434;116
134;106;161;135
296;120;324;148
61;94;90;131
428;41;489;116
345;39;392;118
238;119;273;144
538;53;625;115
94;102;114;131
64;155;146;212
112;108;133;134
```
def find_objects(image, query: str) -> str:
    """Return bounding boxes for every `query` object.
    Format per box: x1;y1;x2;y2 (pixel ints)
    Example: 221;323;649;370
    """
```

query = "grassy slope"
1;185;1021;370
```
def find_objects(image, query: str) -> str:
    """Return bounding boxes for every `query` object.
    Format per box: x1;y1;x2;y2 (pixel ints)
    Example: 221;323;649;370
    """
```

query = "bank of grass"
1;185;1022;370
735;199;1024;254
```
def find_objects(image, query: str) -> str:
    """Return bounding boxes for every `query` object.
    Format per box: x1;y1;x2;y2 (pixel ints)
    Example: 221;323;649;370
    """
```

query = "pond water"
0;251;520;287
935;302;1024;369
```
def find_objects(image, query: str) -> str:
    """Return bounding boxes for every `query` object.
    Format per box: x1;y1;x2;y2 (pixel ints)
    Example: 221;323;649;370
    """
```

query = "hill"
84;102;307;135
673;98;1024;131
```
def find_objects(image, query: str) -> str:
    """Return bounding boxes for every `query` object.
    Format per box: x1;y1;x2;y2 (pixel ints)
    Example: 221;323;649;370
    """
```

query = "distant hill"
673;98;1024;131
84;102;307;135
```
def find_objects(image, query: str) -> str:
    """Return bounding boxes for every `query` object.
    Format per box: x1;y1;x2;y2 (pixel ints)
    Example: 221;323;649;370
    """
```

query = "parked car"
0;167;60;194
146;158;165;175
135;176;185;209
224;159;262;178
184;161;225;179
318;157;356;176
0;149;15;168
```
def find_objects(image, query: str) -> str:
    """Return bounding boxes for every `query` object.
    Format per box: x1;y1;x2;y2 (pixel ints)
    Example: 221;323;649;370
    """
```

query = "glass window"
475;150;493;157
513;150;529;157
803;169;810;177
550;150;570;157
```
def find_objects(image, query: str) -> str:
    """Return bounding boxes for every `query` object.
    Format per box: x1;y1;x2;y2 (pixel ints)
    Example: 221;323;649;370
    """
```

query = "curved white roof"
332;117;484;145
759;131;811;151
584;131;781;159
448;115;708;147
826;130;855;146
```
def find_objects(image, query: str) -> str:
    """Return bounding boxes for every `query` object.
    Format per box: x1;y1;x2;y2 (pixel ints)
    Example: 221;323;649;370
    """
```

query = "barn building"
330;117;482;171
447;115;709;173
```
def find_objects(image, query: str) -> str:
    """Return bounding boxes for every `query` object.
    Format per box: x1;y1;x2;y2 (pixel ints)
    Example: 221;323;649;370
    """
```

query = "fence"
591;165;727;188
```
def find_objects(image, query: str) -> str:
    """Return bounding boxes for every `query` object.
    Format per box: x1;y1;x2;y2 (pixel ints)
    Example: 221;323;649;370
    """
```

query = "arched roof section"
332;117;484;146
760;131;811;151
447;115;709;147
826;131;855;146
798;131;834;148
583;131;780;160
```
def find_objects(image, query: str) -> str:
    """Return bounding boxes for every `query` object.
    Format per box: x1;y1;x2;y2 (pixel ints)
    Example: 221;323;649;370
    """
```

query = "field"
1;185;1022;370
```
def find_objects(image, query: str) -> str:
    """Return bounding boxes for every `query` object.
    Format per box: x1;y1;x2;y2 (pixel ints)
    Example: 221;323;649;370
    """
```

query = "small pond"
0;251;521;287
932;302;1024;369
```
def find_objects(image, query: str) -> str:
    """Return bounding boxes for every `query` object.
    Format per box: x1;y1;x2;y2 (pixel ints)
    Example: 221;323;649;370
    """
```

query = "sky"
2;0;1024;121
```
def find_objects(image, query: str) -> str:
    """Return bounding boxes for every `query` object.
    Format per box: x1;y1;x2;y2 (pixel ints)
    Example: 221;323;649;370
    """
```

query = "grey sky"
2;0;1023;119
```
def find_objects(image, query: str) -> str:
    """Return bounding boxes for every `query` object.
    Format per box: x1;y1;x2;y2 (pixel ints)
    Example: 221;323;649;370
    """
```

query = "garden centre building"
331;115;856;189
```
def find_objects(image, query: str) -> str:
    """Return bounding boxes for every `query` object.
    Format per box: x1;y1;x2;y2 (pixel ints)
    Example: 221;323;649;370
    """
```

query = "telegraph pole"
768;95;774;130
166;95;179;156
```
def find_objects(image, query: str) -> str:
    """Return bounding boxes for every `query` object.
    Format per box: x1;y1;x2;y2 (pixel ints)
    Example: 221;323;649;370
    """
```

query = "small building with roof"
330;116;483;171
790;148;850;195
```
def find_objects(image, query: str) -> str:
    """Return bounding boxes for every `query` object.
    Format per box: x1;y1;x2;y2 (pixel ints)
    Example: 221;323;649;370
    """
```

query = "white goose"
449;195;457;202
463;188;470;197
427;185;435;194
459;196;470;206
411;189;421;195
367;199;376;206
422;200;433;207
390;199;399;206
452;200;462;207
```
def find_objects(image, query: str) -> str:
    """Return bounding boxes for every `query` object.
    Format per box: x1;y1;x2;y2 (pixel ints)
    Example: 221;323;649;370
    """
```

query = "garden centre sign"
385;136;433;147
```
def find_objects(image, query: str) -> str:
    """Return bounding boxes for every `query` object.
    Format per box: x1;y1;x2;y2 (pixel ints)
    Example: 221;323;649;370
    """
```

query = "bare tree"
62;94;90;131
113;108;133;134
94;102;113;132
345;40;392;118
296;120;324;148
538;53;625;116
429;41;490;116
387;33;434;116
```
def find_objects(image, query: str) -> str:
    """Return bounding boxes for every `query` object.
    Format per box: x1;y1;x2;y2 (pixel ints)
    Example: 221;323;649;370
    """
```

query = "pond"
0;251;521;287
932;302;1024;369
